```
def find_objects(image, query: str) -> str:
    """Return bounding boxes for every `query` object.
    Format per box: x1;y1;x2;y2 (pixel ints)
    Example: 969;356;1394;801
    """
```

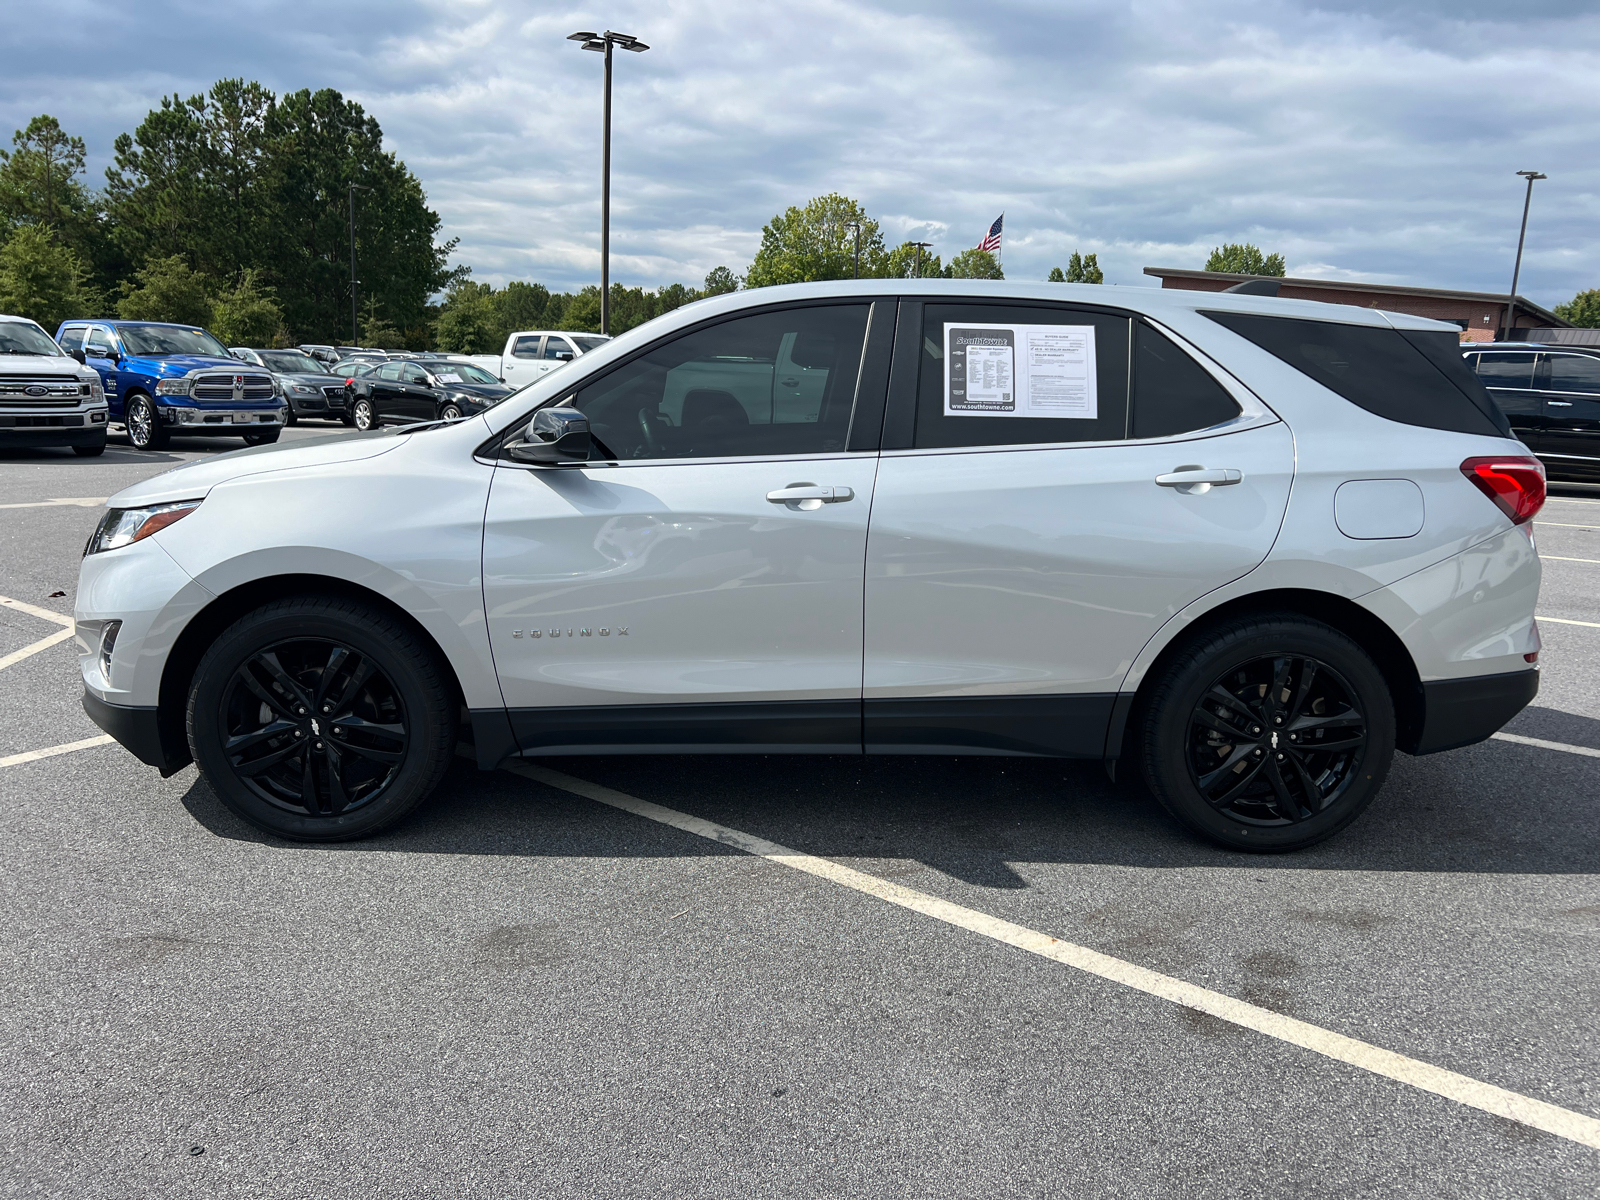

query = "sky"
6;1;1600;308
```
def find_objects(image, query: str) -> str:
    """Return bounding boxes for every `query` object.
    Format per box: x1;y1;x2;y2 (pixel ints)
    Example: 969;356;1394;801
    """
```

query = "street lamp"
910;241;932;279
348;182;374;345
569;30;650;336
845;220;862;279
1503;170;1546;341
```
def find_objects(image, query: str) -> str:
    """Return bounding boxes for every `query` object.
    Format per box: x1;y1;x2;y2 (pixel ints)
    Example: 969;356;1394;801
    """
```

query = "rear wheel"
187;595;457;841
352;397;376;430
125;394;169;450
1137;614;1395;852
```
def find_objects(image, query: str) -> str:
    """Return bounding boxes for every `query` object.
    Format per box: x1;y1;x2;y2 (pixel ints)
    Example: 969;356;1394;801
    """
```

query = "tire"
284;405;298;426
440;404;462;421
242;431;280;445
1136;613;1395;853
125;394;169;450
352;397;376;430
186;595;457;841
72;441;106;457
341;409;356;427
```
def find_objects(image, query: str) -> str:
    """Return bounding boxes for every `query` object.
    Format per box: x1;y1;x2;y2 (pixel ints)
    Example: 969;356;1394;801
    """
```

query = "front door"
1538;352;1600;481
482;301;889;755
863;304;1294;756
84;325;124;419
398;363;435;421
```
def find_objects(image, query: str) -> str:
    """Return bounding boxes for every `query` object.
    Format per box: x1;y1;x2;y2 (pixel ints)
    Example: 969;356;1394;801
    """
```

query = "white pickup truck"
466;330;611;389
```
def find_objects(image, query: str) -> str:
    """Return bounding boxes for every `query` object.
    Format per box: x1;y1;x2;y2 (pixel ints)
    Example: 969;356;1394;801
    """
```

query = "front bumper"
156;405;285;433
82;690;189;776
0;408;109;445
1406;668;1539;755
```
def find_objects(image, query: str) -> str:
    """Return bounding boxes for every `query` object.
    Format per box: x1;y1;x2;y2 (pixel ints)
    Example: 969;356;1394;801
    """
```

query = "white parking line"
0;497;106;510
501;758;1600;1150
0;734;114;770
1542;555;1600;565
0;595;75;627
1539;615;1600;628
1492;731;1600;759
0;595;79;672
1537;521;1600;530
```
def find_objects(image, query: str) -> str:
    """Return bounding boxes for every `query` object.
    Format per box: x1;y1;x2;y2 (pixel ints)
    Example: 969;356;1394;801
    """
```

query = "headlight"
85;378;104;400
292;385;317;395
155;377;192;396
85;500;203;556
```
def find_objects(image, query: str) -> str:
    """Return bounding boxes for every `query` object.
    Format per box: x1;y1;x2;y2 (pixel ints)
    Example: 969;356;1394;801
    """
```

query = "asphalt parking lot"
3;424;1598;1198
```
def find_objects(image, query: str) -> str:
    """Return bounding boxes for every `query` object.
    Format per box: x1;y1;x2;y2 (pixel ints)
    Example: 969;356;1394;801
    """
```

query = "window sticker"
944;323;1097;418
433;372;463;383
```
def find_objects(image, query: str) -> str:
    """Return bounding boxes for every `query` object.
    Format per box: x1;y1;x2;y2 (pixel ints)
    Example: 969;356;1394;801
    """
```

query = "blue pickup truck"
55;319;287;450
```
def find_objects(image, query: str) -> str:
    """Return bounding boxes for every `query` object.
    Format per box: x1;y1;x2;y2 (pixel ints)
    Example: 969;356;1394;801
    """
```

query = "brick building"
1143;268;1576;344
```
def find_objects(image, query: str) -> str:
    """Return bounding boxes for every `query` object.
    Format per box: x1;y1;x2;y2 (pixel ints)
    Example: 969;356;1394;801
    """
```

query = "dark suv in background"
1467;342;1600;482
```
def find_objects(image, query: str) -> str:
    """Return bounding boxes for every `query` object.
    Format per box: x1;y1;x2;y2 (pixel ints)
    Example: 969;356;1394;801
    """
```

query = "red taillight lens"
344;378;355;386
1460;456;1546;525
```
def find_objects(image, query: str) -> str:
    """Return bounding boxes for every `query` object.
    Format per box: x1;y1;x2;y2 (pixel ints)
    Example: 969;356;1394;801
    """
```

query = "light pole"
348;182;373;345
569;30;649;336
1503;170;1546;341
845;220;861;278
910;241;932;279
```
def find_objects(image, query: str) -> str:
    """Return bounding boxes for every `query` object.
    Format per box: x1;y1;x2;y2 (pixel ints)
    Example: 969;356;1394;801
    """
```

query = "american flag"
976;213;1004;254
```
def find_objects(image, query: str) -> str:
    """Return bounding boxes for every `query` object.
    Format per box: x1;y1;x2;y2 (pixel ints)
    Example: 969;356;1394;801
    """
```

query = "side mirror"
506;406;591;465
555;351;575;362
69;348;86;364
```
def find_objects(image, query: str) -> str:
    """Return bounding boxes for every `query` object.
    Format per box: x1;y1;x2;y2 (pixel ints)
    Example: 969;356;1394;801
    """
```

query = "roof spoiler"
1222;278;1281;297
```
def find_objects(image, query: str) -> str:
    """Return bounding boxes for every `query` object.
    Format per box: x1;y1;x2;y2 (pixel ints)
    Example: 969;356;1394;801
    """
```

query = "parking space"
3;432;1597;1196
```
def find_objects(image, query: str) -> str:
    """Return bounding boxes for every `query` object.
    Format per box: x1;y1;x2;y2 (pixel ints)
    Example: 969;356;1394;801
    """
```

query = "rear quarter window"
1132;322;1241;438
1202;312;1509;438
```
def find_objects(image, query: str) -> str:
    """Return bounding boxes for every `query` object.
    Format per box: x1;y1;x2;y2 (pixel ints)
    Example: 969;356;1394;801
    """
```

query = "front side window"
1545;353;1600;394
914;304;1130;448
401;364;428;385
569;304;869;460
55;326;85;356
116;324;230;358
85;326;118;357
542;337;575;360
570;335;609;353
1475;352;1537;389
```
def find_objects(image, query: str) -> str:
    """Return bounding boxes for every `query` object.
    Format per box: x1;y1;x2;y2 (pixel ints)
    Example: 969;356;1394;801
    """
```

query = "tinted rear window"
1546;354;1600;394
1202;312;1508;438
1473;351;1536;389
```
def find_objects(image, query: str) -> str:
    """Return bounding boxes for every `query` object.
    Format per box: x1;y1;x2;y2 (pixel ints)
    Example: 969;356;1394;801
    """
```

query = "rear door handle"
767;483;855;510
1155;466;1243;495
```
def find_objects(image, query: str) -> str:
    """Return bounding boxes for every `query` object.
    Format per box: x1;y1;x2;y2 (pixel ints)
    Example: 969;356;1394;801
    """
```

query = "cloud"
2;0;1597;305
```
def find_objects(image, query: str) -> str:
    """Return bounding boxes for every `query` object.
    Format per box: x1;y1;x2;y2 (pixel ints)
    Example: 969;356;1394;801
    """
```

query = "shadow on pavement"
180;713;1600;885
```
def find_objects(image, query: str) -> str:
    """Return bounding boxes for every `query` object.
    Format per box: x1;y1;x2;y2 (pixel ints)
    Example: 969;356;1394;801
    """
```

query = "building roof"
1142;268;1572;327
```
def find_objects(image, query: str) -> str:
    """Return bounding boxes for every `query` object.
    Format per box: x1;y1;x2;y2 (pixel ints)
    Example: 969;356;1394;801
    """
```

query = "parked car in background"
77;280;1541;852
298;344;340;368
0;314;108;456
229;347;353;425
332;358;382;381
473;330;611;388
346;358;514;429
56;320;286;450
1465;342;1600;482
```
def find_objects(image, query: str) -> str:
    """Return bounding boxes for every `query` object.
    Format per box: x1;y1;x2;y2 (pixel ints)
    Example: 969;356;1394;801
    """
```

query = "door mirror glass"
507;406;591;464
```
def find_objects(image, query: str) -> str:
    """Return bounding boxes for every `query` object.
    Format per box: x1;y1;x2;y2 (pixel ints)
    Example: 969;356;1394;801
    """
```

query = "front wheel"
352;397;376;430
284;405;298;426
242;430;280;445
1137;614;1395;853
187;595;457;841
440;404;462;421
125;395;169;451
72;441;107;457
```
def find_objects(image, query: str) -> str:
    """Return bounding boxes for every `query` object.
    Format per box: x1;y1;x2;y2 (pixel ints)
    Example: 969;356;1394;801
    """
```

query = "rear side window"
1203;312;1508;438
1546;354;1600;394
1132;322;1241;438
1474;351;1536;389
510;336;541;359
915;304;1130;448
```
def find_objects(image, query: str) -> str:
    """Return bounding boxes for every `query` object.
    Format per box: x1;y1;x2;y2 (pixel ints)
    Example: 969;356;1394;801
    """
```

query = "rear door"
1538;352;1600;480
370;362;404;421
1472;350;1544;451
863;302;1294;757
501;335;544;387
481;301;892;754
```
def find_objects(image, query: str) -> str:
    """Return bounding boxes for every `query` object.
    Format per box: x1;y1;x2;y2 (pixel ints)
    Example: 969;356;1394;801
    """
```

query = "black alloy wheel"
1137;613;1395;852
219;638;409;817
1185;654;1365;826
125;394;168;450
188;595;456;841
352;397;376;430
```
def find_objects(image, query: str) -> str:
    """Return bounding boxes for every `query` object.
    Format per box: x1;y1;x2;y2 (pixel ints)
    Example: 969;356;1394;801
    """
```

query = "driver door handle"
1155;466;1243;495
766;484;855;509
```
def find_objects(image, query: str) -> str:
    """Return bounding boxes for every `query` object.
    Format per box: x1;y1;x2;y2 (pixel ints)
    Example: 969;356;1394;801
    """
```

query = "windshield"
118;324;230;358
434;362;500;384
257;350;322;374
0;321;65;357
571;336;609;353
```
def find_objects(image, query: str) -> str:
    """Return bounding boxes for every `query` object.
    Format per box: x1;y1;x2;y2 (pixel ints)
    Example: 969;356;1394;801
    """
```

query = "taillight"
1460;456;1546;525
344;378;355;386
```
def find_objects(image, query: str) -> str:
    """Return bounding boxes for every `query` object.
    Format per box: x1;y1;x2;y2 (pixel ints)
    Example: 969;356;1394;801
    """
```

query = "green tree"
1554;289;1600;328
0;116;96;239
703;266;741;295
745;194;886;287
0;225;98;330
1204;243;1285;276
1048;266;1066;282
498;279;551;335
885;241;943;278
947;248;1004;279
116;255;214;326
558;286;603;333
434;280;499;352
210;269;284;346
1052;251;1102;283
360;298;403;349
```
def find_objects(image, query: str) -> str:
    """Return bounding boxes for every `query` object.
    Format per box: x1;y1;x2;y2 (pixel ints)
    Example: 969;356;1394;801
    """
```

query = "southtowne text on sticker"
945;323;1098;419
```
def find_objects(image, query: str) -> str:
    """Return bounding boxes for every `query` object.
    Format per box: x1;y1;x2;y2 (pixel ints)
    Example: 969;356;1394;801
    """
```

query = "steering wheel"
636;407;661;456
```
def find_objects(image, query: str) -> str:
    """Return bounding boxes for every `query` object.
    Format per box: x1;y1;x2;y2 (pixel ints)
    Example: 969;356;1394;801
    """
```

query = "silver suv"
75;281;1542;852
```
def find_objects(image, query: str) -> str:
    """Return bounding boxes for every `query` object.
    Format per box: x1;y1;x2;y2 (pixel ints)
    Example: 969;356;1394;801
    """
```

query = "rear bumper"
1406;668;1539;755
82;690;190;777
